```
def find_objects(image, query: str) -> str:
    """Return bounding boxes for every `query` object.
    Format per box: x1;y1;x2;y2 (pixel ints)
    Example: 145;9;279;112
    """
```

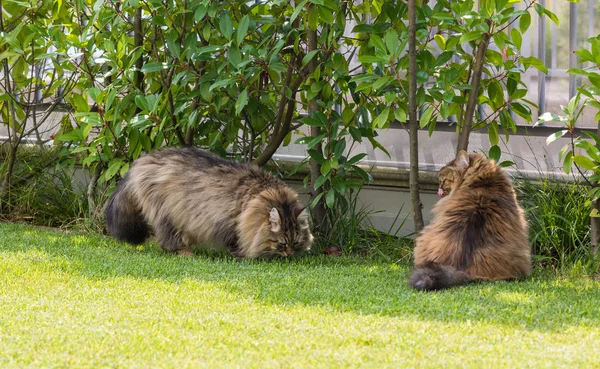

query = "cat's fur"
105;147;313;258
410;150;531;290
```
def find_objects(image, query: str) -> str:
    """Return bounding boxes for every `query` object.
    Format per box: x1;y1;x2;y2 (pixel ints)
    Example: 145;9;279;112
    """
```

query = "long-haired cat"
410;150;531;290
105;147;313;258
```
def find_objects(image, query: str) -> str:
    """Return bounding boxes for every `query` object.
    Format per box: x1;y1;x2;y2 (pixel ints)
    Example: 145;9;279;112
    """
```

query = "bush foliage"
0;0;552;205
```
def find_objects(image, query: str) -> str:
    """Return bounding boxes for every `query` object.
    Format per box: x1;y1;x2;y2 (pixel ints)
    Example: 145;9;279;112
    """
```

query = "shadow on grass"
2;222;599;332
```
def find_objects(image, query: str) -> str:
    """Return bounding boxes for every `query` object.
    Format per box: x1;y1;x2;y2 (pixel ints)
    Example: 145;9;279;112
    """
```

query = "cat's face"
438;150;470;197
262;205;313;257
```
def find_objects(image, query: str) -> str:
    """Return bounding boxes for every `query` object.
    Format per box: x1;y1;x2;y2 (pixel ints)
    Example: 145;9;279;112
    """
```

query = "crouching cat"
410;150;531;290
105;147;313;258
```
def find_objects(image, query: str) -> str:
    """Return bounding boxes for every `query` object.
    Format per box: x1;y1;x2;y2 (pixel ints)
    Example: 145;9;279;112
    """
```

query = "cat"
410;150;531;290
104;147;313;258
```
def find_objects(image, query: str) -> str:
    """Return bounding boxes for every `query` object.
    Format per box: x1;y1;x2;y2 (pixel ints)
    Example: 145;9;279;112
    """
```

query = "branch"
457;21;492;152
408;0;424;233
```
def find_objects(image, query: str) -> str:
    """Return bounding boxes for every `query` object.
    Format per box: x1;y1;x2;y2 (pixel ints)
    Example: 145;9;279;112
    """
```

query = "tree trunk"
87;164;102;219
133;7;144;94
251;17;302;167
306;22;327;233
408;0;424;233
457;25;491;153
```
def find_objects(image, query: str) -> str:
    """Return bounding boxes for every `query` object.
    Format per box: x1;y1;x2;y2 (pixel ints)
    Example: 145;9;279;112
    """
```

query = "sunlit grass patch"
1;222;599;368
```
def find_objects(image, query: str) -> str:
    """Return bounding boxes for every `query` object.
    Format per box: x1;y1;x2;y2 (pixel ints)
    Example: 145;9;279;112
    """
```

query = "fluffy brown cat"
105;147;313;258
410;150;531;290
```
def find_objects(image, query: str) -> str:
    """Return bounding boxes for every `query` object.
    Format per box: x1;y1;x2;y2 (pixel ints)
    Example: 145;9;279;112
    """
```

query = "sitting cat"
105;147;313;258
410;150;531;290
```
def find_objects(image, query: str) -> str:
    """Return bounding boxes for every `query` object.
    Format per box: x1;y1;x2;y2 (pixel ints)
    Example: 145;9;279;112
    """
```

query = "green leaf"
546;130;568;145
334;139;346;158
460;31;482;44
433;51;453;68
314;175;328;190
342;106;354;125
321;159;332;176
308;149;325;164
432;12;456;21
325;189;335;209
305;133;327;149
499;161;515;168
573;155;597;171
434;34;446;50
135;95;149;112
519;12;531;33
87;88;100;103
486;49;503;67
318;5;334;24
219;12;233;40
575;140;600;162
57;131;82;142
302;49;319;67
310;192;324;209
385;28;399;54
372;76;393;91
489;145;501;162
394;107;407;123
487;80;504;108
511;28;522;50
105;158;124;181
120;163;130;177
236;15;249;45
357;55;388;64
69;93;90;112
419;106;434;128
534;3;559;26
141;62;165;73
300;116;325;127
228;44;242;67
522;56;548;74
583;131;600;147
372;107;390;129
290;0;308;24
488;121;499;146
165;30;181;59
511;102;532;122
346;153;367;165
308;5;318;30
235;88;248;115
194;4;207;21
536;112;566;126
563;151;573;174
352;165;373;183
209;78;235;91
369;34;386;53
105;89;117;112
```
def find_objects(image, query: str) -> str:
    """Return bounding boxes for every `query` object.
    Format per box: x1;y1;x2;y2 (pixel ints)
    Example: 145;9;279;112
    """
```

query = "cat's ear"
294;204;306;219
456;150;469;170
269;207;281;233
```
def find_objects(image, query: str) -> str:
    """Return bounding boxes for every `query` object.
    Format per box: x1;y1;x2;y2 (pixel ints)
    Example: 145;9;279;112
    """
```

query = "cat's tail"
409;261;473;291
104;174;150;245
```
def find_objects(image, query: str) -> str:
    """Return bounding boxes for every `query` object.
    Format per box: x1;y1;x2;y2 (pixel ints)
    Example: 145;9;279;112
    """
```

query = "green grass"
1;222;599;368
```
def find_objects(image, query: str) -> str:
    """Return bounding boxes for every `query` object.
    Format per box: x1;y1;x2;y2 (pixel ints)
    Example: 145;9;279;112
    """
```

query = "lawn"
1;222;599;368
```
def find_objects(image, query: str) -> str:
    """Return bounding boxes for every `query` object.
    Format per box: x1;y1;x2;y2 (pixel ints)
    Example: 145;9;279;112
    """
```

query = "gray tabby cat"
105;147;313;258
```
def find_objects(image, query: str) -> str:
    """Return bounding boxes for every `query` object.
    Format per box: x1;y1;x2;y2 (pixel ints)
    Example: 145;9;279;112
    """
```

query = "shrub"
516;178;599;274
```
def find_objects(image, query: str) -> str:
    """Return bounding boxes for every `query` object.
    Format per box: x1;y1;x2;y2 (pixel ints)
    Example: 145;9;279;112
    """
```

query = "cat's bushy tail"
104;175;149;245
409;262;473;291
